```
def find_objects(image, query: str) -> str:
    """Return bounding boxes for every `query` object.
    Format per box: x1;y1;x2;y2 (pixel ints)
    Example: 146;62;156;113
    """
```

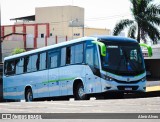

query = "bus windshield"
101;42;145;76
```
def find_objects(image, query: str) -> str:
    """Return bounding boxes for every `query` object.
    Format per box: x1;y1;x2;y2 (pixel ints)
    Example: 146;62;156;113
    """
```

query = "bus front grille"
117;86;139;91
114;79;141;84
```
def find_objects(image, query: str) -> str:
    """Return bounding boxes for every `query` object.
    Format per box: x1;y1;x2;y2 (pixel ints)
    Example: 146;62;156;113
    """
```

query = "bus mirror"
139;43;152;57
92;41;106;56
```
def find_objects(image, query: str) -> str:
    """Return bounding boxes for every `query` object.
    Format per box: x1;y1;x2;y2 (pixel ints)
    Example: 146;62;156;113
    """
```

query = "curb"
146;86;160;92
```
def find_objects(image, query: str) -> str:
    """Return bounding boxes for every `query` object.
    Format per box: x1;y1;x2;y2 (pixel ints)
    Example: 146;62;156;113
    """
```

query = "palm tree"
113;0;160;43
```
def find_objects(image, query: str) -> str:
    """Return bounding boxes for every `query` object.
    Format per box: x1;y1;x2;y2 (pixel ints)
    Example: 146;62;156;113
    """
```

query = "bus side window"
86;44;99;68
94;48;99;68
40;52;47;70
5;60;15;76
49;51;60;68
74;44;83;64
66;47;71;65
24;56;29;73
15;58;24;74
61;47;66;66
86;47;94;66
32;54;39;71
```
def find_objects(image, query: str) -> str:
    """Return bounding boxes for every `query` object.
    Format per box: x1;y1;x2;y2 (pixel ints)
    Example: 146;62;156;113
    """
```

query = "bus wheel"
25;89;33;102
74;83;89;100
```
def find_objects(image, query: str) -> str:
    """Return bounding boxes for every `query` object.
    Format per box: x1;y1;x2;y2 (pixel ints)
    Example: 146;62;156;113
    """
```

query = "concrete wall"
4;26;12;35
2;40;24;60
85;27;111;36
1;6;111;58
36;6;84;38
145;59;160;79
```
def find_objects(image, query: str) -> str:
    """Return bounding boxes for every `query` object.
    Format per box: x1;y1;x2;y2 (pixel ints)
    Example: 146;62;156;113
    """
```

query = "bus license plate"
125;87;132;90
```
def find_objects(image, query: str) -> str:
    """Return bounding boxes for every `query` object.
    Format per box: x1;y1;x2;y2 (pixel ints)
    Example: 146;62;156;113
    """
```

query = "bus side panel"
85;66;102;94
3;69;49;100
3;75;24;100
48;68;60;97
58;65;86;96
31;70;49;98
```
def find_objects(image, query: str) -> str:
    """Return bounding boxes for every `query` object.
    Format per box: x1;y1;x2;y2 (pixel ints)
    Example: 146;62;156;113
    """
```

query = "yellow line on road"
146;86;160;92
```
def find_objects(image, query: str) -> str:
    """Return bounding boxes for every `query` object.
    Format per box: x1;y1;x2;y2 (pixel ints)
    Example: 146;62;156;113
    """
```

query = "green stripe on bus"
42;77;75;83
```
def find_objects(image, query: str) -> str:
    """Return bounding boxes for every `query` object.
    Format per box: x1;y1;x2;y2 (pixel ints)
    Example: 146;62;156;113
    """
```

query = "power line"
50;13;131;24
85;13;131;21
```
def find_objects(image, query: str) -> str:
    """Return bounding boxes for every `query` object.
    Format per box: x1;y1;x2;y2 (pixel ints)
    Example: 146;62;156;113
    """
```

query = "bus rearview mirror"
139;43;152;57
92;41;106;56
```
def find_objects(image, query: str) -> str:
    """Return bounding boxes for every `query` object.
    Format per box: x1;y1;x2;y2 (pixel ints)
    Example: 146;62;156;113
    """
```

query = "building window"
41;33;44;38
50;33;53;37
74;33;80;36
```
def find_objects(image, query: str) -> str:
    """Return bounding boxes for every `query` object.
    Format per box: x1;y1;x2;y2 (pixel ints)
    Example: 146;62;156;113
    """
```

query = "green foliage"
11;48;26;55
113;0;160;43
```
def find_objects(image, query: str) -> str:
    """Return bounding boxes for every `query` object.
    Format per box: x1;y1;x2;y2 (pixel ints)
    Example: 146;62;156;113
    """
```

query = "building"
1;6;111;59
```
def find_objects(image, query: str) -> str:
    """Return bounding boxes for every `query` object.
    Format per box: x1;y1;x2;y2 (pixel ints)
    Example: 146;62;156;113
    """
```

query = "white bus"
3;36;152;101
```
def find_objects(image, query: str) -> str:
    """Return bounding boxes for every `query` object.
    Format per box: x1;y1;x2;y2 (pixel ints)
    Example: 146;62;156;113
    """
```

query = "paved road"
0;97;160;121
0;97;159;113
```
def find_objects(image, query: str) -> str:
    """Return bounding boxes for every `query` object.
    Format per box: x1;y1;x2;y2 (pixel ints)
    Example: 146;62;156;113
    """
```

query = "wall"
85;27;111;36
2;40;24;60
145;59;160;79
36;6;84;38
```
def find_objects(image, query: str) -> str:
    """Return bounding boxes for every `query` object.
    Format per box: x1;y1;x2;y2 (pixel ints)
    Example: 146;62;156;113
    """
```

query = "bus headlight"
101;74;114;81
106;76;114;81
141;77;146;82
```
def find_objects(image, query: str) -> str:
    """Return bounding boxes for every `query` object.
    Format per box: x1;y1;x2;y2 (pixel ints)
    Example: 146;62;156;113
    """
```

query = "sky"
0;0;145;32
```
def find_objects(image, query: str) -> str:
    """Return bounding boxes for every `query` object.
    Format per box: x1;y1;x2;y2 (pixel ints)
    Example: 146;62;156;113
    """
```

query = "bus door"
85;41;102;93
48;50;60;97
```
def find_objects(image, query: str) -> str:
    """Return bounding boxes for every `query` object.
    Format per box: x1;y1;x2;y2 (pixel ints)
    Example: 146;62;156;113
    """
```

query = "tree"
11;48;26;55
113;0;160;43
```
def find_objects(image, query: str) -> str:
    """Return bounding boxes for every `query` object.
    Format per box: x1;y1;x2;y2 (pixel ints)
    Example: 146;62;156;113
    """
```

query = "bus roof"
4;36;96;61
4;36;138;61
92;35;138;43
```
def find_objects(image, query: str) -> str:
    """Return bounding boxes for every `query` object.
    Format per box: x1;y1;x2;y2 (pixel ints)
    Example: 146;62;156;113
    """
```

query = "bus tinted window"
40;52;47;70
15;58;24;74
70;43;84;64
32;54;39;71
66;47;71;64
49;51;59;68
27;56;32;72
86;47;94;66
5;60;15;75
74;44;83;63
61;48;66;66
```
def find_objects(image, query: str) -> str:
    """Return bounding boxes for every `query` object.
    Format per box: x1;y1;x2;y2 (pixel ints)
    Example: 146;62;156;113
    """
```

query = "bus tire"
74;83;89;100
25;88;33;102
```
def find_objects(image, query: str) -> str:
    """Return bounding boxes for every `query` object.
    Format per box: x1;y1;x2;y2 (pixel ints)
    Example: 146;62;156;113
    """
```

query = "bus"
3;36;152;101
